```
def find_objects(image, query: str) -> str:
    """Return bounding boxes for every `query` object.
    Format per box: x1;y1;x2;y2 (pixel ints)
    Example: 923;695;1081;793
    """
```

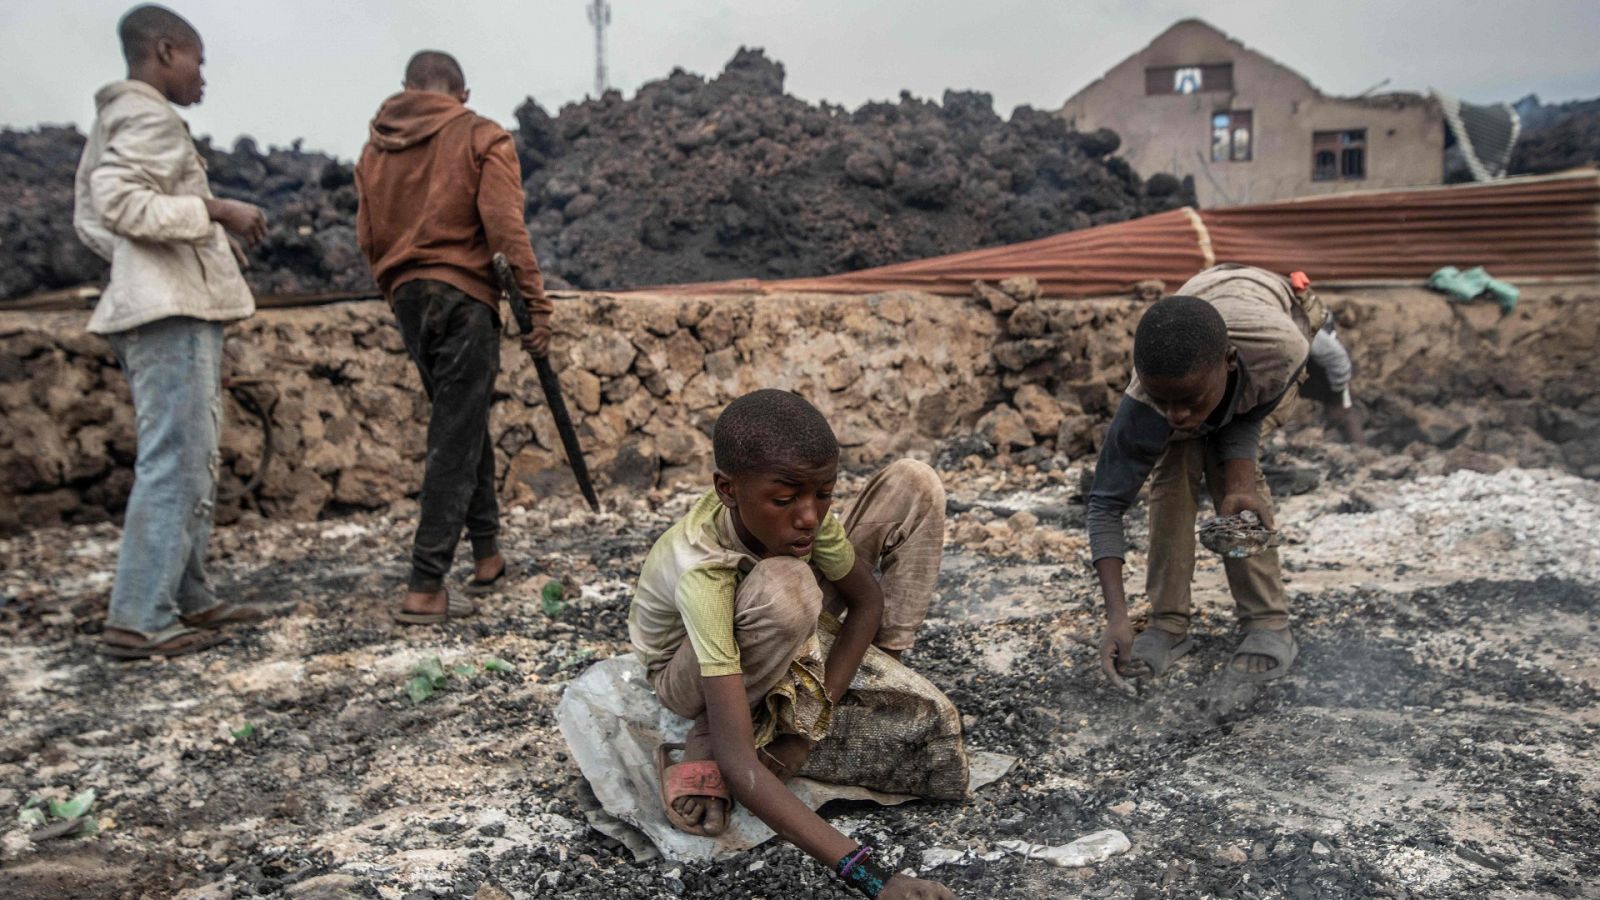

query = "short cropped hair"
404;50;466;92
119;4;200;65
714;390;839;475
1133;295;1230;380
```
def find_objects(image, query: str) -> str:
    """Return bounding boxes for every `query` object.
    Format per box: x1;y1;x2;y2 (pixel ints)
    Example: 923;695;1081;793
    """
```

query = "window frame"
1312;129;1367;181
1145;63;1235;96
1211;110;1253;163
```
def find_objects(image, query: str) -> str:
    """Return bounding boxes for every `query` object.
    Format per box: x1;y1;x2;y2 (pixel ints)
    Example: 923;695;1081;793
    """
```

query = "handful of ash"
1198;511;1284;558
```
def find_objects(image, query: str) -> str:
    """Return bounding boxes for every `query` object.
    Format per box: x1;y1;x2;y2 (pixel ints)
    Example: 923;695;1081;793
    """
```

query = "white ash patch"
1303;468;1600;583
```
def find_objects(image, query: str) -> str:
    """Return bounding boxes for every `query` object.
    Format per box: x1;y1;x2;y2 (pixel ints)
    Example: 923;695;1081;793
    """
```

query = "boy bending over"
1090;264;1324;683
629;390;955;899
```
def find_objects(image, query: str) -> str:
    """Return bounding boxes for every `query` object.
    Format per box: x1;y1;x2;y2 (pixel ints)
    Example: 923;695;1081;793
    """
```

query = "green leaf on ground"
483;657;516;673
540;581;566;618
18;807;47;828
405;674;437;705
49;789;96;821
558;648;596;671
231;722;256;741
452;664;476;680
413;655;448;686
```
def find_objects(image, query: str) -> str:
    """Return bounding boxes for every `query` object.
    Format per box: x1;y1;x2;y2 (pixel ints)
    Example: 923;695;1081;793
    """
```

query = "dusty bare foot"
671;715;728;835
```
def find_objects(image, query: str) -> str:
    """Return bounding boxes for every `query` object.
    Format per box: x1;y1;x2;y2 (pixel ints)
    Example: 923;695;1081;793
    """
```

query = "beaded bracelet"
837;845;893;898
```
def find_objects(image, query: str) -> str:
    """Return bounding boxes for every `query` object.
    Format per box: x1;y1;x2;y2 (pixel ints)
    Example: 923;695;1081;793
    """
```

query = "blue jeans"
105;317;226;635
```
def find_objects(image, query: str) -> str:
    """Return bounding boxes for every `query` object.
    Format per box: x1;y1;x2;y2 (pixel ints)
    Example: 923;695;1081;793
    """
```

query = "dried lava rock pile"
510;49;1193;289
0;48;1194;300
1510;94;1600;176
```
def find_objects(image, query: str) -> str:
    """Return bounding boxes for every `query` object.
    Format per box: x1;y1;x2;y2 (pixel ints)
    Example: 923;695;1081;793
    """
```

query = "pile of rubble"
0;48;1194;300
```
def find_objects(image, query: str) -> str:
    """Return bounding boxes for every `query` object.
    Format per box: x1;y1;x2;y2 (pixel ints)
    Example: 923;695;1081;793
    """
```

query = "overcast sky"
3;0;1598;161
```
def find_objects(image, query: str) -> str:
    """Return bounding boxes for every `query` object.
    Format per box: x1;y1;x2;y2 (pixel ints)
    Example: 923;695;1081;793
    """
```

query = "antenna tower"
586;0;611;97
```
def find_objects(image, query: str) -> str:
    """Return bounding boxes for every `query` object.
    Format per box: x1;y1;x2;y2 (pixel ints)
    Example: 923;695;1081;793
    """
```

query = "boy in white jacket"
74;4;270;658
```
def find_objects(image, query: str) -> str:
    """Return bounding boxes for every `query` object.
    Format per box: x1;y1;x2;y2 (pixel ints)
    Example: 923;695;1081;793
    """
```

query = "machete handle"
492;253;535;335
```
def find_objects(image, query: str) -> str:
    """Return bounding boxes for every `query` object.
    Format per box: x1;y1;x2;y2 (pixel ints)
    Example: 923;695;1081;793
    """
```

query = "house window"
1146;63;1234;95
1211;111;1252;162
1313;129;1367;181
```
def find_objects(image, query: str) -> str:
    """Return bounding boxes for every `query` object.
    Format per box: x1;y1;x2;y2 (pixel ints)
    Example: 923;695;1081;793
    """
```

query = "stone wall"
3;283;1598;532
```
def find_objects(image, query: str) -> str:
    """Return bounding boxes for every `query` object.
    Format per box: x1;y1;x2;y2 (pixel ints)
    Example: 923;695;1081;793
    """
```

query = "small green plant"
558;648;596;671
540;581;566;618
231;722;257;742
18;789;97;837
483;657;516;674
406;655;449;705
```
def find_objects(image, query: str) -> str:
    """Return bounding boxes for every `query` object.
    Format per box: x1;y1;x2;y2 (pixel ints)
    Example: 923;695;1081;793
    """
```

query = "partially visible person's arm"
1212;387;1292;528
477;130;551;354
703;677;954;900
1087;396;1169;681
822;557;883;701
92;102;263;245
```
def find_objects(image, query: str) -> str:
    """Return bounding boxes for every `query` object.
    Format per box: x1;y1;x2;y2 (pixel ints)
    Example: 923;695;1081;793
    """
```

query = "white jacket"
74;80;254;335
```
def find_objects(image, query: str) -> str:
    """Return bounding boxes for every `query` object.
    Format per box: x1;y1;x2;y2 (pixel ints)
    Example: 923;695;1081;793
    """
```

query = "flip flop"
181;601;270;629
1130;629;1195;677
1229;628;1298;682
97;623;226;659
464;562;507;597
655;742;732;837
391;592;476;626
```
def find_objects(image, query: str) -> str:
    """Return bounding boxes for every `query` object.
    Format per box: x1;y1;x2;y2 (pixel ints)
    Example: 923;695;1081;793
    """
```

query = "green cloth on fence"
1427;265;1519;314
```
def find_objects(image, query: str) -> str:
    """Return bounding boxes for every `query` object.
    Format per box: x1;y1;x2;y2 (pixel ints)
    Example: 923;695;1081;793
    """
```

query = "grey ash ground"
2;444;1598;899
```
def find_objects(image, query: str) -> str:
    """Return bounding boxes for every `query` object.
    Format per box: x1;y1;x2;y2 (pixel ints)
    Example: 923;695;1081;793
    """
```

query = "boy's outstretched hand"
1219;491;1275;529
881;874;957;899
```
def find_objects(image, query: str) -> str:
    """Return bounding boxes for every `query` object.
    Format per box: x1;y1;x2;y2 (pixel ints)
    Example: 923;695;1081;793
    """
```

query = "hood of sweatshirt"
94;79;169;111
367;90;472;152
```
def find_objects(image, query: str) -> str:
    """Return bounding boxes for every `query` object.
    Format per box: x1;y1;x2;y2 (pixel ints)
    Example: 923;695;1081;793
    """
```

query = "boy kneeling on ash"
629;389;956;899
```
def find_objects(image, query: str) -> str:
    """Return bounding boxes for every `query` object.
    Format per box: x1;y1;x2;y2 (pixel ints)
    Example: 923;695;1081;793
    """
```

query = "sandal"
391;591;476;626
98;623;226;659
1229;628;1298;682
1130;629;1195;677
655;742;732;837
181;601;269;629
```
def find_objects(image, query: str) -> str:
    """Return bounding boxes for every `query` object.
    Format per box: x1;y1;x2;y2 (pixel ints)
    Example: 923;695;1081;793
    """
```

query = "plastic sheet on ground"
556;655;1017;862
920;830;1132;872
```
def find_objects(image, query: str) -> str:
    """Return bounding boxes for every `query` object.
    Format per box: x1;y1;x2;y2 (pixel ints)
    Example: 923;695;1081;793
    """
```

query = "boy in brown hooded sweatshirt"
355;50;553;623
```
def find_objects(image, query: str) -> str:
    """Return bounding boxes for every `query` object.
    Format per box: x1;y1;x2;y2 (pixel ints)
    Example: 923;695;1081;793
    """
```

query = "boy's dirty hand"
520;324;551;358
1219;491;1275;530
880;874;957;899
206;198;267;246
1101;620;1143;689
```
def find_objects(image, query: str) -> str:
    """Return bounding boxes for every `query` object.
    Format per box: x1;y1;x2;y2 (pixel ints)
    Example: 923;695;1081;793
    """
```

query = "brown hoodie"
355;90;549;321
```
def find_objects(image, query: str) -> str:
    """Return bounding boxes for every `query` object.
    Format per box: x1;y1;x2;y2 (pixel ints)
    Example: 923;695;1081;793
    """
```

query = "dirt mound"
0;48;1193;300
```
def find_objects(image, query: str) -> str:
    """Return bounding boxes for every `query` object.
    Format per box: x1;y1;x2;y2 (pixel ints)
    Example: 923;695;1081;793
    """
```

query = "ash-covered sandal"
1229;628;1298;682
391;592;476;626
1131;629;1194;677
655;742;732;837
97;623;226;659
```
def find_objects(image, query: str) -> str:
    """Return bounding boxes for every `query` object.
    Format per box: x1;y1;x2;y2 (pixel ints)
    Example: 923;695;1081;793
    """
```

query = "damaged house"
1059;18;1520;207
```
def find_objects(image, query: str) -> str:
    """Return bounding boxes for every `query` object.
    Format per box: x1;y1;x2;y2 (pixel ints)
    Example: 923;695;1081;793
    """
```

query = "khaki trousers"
653;459;946;720
1145;389;1296;635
